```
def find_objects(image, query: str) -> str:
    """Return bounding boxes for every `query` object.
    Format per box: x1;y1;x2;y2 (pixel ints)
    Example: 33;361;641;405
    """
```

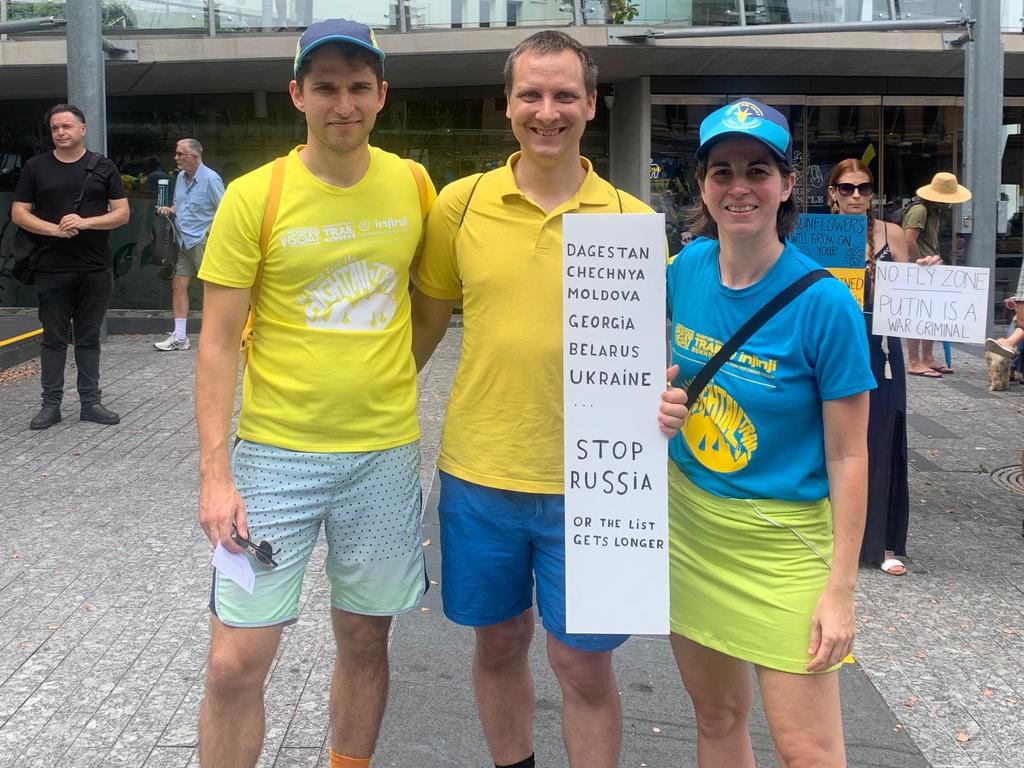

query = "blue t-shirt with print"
667;237;875;502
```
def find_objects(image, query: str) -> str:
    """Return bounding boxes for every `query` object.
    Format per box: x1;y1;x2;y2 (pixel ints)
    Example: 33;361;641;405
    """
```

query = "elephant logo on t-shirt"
301;260;399;330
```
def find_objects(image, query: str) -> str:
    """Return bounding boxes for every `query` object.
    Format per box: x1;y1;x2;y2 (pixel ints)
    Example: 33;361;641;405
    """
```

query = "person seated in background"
987;288;1024;362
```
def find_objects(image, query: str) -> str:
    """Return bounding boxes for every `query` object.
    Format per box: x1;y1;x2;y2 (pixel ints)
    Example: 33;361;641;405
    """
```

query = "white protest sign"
563;213;668;635
871;262;989;343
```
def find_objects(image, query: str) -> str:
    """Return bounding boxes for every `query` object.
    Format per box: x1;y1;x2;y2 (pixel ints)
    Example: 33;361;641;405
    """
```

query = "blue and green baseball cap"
293;18;385;77
696;98;792;164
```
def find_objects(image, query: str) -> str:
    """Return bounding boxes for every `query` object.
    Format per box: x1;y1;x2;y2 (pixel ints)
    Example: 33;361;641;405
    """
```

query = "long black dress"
860;229;910;565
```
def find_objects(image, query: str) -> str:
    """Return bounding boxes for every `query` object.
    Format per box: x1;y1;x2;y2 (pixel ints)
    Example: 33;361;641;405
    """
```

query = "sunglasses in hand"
230;524;280;569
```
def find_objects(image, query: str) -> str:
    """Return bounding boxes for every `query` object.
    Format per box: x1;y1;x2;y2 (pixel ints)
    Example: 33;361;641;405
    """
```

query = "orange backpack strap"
405;158;429;221
241;156;288;363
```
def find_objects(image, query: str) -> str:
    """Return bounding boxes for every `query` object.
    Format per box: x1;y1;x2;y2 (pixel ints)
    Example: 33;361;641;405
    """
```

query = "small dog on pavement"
986;350;1011;391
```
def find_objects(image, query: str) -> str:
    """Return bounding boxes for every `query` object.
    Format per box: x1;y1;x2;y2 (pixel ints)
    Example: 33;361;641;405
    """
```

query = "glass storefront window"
649;98;726;255
745;1;894;24
882;99;960;261
896;0;969;20
996;103;1024;323
647;95;968;262
217;1;399;32
1003;0;1024;32
7;1;209;32
622;1;744;26
801;100;881;214
410;1;574;29
0;88;607;309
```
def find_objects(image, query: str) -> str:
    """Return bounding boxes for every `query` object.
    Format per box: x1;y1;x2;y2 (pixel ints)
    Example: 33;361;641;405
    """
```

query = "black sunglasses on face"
231;525;280;569
835;182;874;197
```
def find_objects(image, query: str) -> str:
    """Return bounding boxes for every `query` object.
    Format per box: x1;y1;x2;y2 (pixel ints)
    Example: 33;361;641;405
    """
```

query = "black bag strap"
686;269;832;406
71;151;101;212
458;172;485;228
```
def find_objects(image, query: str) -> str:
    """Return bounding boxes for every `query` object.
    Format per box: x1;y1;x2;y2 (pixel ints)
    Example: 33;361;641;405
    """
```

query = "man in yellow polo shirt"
193;19;434;768
412;30;685;768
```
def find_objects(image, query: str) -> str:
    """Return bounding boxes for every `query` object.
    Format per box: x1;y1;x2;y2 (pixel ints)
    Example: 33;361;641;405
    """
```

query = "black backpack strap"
686;269;832;406
459;172;485;229
72;151;101;212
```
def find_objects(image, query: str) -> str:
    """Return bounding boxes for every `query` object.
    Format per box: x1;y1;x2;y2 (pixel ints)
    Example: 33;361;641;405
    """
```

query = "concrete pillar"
609;77;651;203
963;0;1003;333
66;0;106;154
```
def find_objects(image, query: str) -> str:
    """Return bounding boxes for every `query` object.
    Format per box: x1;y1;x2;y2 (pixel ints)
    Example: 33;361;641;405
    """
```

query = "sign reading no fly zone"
562;213;668;635
871;262;990;343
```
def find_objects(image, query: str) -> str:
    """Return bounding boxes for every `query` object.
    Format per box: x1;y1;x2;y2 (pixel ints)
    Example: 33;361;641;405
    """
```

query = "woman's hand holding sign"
659;364;688;436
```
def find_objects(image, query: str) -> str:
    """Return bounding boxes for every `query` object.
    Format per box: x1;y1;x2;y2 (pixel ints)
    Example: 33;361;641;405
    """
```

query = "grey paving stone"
2;337;1022;766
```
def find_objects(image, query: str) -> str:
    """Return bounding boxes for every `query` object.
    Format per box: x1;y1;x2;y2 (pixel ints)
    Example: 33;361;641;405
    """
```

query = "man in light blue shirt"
155;138;224;351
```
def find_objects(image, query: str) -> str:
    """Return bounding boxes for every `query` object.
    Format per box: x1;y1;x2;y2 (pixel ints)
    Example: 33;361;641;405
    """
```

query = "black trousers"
35;269;113;407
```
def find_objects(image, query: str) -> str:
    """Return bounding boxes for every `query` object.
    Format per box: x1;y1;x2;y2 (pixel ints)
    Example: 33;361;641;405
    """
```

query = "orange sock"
329;750;371;768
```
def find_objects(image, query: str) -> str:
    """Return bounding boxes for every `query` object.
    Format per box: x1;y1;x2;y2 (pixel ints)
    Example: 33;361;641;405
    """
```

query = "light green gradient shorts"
210;439;426;627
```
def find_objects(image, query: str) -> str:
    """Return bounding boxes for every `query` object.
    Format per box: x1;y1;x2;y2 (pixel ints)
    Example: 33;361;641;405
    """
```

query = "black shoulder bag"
10;151;101;285
686;269;832;406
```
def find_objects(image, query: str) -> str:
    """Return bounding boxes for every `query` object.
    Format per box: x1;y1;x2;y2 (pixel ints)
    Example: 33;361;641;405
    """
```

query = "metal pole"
208;0;216;38
610;16;968;40
66;1;109;341
963;0;1002;334
0;16;67;34
1;0;7;42
66;0;106;155
572;0;583;27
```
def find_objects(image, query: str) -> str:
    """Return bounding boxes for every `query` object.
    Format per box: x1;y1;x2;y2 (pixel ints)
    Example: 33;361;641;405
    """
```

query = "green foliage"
609;0;640;24
9;2;135;27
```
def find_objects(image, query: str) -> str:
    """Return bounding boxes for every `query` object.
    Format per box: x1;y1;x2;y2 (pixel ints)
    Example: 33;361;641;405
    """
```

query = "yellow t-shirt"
200;146;436;452
415;153;654;493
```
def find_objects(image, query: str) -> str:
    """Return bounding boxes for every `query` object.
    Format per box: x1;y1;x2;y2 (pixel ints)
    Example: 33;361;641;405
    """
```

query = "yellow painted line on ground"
0;328;42;348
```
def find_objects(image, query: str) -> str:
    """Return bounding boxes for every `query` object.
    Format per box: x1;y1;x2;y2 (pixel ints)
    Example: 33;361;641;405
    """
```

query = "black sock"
495;755;535;768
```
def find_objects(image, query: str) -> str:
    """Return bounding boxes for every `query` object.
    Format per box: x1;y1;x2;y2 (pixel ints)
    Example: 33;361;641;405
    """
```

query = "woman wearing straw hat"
666;98;875;765
903;172;972;377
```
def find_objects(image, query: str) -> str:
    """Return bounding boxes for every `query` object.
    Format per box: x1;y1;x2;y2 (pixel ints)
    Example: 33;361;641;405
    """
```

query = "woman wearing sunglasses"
666;101;874;766
827;160;914;577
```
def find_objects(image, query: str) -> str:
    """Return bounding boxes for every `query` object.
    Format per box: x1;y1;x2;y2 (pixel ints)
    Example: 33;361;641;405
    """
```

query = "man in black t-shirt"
12;104;130;430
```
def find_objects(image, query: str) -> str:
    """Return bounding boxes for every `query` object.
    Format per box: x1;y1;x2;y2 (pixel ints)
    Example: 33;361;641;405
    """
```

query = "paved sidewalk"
0;333;1020;767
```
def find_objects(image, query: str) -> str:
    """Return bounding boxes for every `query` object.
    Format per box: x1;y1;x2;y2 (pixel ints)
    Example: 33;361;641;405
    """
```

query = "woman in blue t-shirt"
666;99;875;765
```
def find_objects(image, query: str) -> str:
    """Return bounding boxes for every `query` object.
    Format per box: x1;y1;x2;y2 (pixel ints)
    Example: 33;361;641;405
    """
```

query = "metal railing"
2;0;1019;35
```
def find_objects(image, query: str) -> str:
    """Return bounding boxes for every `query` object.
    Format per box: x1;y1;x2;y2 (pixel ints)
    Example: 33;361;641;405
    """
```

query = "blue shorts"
211;440;426;627
438;471;628;653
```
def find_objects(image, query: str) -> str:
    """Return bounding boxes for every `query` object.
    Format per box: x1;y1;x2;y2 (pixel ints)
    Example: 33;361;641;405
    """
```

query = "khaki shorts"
174;239;205;277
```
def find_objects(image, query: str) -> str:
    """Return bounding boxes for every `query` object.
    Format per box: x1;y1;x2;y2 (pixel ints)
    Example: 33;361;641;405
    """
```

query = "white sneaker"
154;333;191;351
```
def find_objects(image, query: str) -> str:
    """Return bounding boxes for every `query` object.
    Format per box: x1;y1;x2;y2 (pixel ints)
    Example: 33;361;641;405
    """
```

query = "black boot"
30;405;62;431
80;403;120;425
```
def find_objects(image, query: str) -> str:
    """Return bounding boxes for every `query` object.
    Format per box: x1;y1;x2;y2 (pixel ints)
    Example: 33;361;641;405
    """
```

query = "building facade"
1;0;1022;314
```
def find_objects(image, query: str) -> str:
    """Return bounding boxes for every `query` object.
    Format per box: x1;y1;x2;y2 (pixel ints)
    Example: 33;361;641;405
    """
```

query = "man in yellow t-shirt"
193;19;435;768
412;30;686;768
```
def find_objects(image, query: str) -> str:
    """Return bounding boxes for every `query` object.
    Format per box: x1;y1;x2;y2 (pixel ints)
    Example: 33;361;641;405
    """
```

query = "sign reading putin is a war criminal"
562;213;668;636
871;262;990;343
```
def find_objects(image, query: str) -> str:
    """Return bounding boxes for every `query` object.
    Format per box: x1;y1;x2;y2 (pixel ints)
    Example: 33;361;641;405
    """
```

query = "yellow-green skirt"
668;462;838;674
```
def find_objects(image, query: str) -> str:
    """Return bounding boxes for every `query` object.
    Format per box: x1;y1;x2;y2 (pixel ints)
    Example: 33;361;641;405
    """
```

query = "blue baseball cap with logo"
293;18;385;77
696;98;792;164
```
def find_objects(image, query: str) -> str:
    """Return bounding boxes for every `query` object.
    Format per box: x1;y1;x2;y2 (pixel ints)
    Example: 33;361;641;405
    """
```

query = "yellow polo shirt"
200;146;436;452
415;153;654;493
